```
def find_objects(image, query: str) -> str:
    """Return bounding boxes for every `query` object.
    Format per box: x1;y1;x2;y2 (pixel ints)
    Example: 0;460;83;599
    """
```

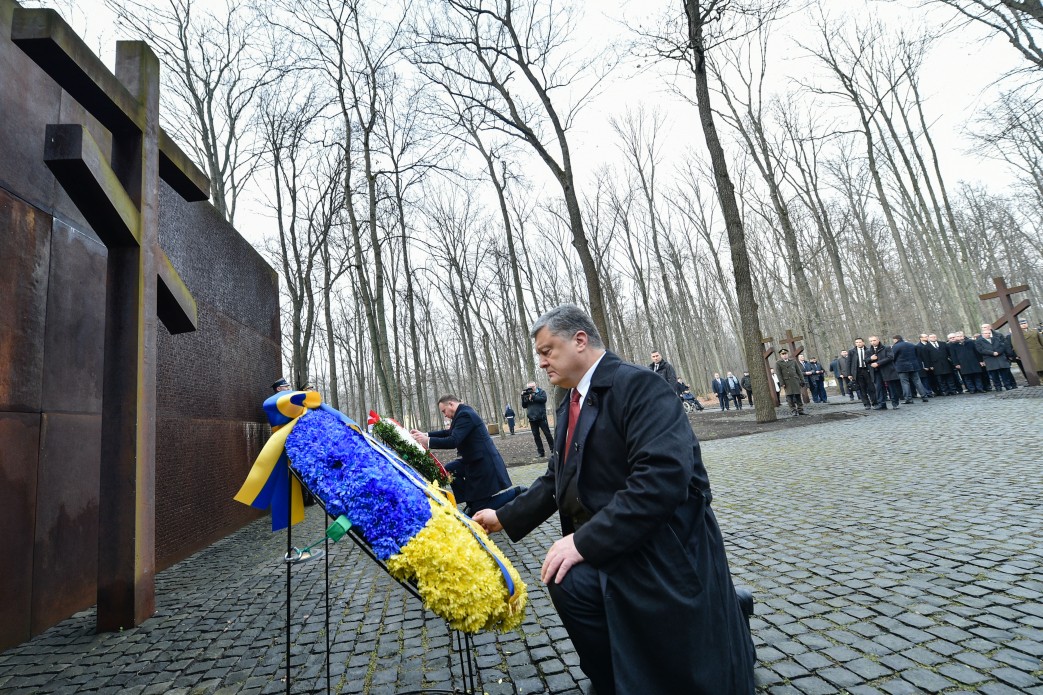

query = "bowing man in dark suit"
473;305;755;695
411;396;513;515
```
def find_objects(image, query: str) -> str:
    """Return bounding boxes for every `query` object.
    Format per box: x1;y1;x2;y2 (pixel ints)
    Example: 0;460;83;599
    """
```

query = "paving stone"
3;398;1041;694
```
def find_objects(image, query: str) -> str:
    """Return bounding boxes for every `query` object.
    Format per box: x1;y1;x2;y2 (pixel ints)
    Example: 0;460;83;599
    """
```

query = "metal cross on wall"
980;276;1039;387
12;8;210;631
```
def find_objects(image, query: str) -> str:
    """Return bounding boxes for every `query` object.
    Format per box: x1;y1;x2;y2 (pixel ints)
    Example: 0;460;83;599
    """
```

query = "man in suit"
411;396;514;515
949;331;986;393
867;335;901;409
740;370;754;405
725;371;744;409
473;305;755;695
891;335;930;404
923;334;957;395
648;350;677;385
976;326;1013;391
830;352;851;399
522;382;554;457
808;357;828;403
710;372;729;410
845;338;877;409
797;354;814;403
915;334;937;397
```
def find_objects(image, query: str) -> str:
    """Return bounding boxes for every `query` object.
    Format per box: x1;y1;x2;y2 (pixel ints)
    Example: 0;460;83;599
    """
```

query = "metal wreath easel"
281;471;481;695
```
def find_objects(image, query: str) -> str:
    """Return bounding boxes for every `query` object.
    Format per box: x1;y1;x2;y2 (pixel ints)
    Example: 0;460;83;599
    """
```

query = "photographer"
521;382;554;458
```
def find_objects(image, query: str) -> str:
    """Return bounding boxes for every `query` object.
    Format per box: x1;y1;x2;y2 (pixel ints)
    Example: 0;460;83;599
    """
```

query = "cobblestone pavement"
2;391;1041;694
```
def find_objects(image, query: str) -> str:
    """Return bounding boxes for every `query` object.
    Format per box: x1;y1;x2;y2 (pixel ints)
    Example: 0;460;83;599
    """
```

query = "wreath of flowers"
369;413;450;486
284;407;526;633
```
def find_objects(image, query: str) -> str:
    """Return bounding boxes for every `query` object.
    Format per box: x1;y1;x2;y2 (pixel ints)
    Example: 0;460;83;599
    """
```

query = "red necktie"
563;388;581;461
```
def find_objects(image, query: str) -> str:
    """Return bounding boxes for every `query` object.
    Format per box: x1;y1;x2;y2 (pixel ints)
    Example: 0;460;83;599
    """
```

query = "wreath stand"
280;474;482;695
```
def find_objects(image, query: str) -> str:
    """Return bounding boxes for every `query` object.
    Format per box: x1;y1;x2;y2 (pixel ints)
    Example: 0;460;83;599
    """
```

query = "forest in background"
35;0;1043;427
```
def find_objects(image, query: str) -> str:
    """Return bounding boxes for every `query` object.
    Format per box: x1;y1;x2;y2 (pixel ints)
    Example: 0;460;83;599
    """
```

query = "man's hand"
410;429;430;449
472;509;502;534
541;534;584;584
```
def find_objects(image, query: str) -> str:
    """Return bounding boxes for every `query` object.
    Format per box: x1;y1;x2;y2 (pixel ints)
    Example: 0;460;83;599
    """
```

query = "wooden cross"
780;329;804;358
761;337;780;406
13;8;210;631
980;276;1038;387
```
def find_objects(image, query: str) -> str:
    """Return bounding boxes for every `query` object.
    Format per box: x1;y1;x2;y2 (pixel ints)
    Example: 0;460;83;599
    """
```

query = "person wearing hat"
272;378;292;392
1014;317;1043;382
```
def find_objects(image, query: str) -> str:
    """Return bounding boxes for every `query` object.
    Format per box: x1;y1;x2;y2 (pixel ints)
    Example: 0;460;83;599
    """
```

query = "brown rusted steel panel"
0;412;41;652
11;7;210;202
0;187;50;412
41;218;106;414
31;412;102;636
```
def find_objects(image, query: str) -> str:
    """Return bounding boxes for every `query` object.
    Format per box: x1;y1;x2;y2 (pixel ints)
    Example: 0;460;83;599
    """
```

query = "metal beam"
12;7;211;202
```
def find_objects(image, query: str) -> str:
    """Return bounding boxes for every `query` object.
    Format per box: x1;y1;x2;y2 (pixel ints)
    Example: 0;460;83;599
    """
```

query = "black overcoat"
428;404;511;502
921;342;953;375
948;340;984;374
975;335;1010;370
497;352;755;694
869;344;899;381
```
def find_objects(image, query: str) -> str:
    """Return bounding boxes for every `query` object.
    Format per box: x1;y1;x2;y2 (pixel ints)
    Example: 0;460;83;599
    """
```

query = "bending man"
473;305;755;695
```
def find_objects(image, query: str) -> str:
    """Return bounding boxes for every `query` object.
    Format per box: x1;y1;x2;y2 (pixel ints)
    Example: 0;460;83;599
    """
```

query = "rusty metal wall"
0;0;280;652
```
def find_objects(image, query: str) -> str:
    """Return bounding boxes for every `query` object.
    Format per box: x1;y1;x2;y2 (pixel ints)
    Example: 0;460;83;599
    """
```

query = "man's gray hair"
530;304;605;348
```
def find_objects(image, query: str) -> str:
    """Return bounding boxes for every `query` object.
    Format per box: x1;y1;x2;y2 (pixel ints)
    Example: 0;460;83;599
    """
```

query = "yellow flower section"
387;498;528;634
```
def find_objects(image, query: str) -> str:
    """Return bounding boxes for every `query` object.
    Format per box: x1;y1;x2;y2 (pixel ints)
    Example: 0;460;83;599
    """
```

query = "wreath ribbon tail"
234;418;305;531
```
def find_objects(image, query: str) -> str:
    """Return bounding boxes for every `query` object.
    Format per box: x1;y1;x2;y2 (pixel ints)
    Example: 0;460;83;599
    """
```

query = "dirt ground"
492;400;866;468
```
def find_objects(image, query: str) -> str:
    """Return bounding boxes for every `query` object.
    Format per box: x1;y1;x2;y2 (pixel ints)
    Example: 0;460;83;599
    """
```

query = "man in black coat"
845;338;876;409
412;396;513;515
890;335;929;404
949;331;986;393
521;382;554;457
914;334;938;397
830;353;851;399
648;350;677;384
710;372;730;410
740;370;754;405
923;334;957;395
868;335;901;409
474;305;755;695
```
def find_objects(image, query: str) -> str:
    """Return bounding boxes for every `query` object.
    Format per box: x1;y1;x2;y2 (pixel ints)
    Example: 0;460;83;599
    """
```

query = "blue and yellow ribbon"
234;389;321;531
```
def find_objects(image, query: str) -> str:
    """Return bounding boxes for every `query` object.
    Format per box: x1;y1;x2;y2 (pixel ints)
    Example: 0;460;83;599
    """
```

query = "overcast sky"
28;0;1028;247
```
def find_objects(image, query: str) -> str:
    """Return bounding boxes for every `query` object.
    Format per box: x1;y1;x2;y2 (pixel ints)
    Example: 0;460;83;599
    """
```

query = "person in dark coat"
890;335;930;404
867;335;901;409
949;331;986;393
808;357;828;402
648;350;677;384
983;323;1018;389
922;334;957;395
740;371;754;405
830;353;851;399
725;371;744;409
503;404;516;435
522;382;554;457
710;372;730;410
914;334;937;396
845;339;877;409
473;305;755;695
1015;317;1043;381
776;349;806;415
975;327;1012;391
411;396;513;515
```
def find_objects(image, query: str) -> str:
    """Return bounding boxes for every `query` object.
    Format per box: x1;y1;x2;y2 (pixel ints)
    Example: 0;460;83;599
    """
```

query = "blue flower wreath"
284;408;431;559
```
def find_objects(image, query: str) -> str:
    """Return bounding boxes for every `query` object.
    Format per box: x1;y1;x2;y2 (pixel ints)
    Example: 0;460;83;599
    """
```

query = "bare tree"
648;0;780;422
928;0;1043;72
413;0;617;344
109;0;279;223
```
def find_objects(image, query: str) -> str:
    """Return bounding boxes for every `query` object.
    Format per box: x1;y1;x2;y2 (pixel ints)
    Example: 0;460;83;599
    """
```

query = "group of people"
347;306;755;693
826;320;1042;413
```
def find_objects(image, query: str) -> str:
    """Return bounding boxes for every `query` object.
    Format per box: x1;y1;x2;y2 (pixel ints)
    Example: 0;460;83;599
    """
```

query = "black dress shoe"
922;398;929;402
736;586;755;624
903;399;913;404
873;405;887;410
